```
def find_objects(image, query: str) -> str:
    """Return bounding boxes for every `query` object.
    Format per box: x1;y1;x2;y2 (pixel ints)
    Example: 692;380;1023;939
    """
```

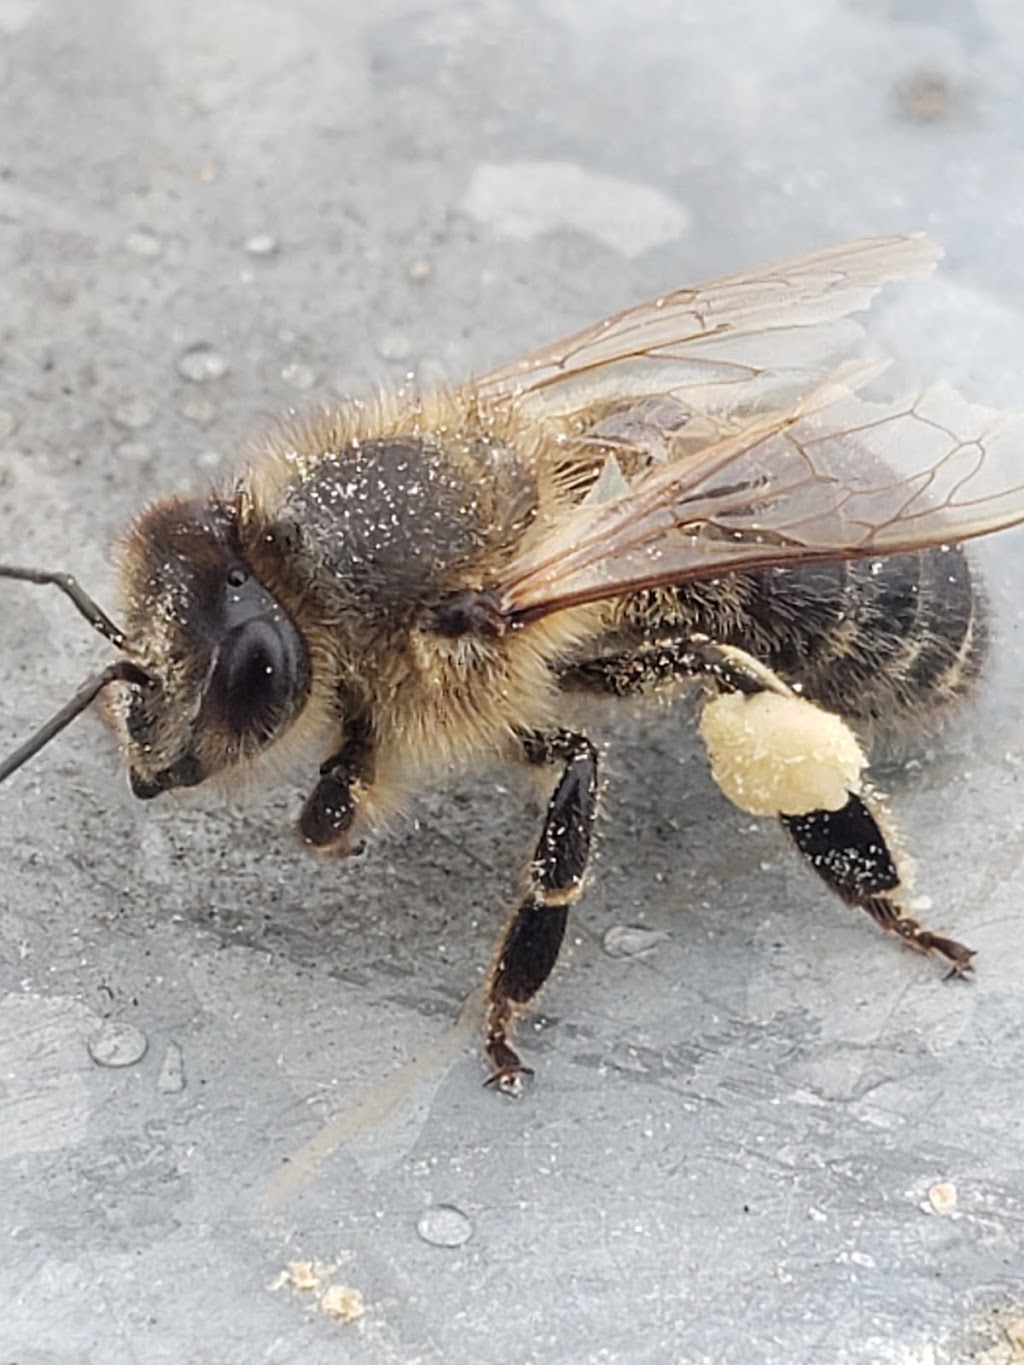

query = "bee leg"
485;730;599;1095
299;716;373;856
781;796;975;976
685;640;978;975
564;639;975;975
561;635;769;699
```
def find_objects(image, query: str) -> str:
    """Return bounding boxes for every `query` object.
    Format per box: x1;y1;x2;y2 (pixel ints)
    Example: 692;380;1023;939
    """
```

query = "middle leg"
485;729;599;1094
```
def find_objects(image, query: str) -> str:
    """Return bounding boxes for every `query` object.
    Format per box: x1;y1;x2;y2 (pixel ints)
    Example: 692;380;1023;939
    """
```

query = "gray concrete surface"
2;1;1024;1362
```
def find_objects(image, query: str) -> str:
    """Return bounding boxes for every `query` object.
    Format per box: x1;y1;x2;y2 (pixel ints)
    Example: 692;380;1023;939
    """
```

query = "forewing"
474;235;942;423
498;381;1024;622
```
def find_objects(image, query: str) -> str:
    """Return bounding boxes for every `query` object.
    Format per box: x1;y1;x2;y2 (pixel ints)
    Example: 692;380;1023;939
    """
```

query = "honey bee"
4;234;1024;1093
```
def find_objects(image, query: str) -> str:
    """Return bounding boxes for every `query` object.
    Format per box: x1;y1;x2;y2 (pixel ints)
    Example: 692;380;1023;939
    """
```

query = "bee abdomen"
754;548;986;730
617;545;987;735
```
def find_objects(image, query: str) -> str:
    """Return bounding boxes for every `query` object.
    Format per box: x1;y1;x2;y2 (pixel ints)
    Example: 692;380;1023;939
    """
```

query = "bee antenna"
0;564;129;648
0;659;152;785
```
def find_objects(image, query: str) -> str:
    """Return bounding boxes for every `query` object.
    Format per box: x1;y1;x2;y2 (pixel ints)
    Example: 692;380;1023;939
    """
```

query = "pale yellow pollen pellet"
698;690;867;818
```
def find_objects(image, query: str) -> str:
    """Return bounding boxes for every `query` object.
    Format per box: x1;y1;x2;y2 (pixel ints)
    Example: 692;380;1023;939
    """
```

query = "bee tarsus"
300;716;374;852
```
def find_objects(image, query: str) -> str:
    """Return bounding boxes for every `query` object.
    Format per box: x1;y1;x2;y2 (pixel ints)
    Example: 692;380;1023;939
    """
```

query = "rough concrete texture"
1;2;1023;1362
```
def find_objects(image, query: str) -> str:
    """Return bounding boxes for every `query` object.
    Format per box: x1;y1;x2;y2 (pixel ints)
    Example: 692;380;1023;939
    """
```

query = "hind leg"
561;635;974;973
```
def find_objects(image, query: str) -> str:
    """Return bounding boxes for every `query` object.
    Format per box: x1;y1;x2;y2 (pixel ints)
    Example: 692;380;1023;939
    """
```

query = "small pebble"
157;1042;185;1094
177;343;229;383
602;924;670;958
416;1204;473;1248
244;232;279;256
88;1020;148;1068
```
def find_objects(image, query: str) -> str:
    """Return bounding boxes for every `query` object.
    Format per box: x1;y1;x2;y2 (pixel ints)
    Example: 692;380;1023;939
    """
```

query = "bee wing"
497;378;1024;623
474;234;942;421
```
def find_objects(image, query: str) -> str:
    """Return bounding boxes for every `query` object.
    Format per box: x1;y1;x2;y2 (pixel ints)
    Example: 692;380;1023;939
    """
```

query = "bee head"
113;497;311;798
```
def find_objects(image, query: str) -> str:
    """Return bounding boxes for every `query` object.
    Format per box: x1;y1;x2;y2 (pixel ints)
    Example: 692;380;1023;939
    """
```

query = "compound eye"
207;615;302;740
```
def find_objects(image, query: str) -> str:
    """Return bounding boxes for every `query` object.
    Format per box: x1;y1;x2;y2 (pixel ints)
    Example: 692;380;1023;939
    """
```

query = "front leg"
485;730;599;1094
299;715;374;855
